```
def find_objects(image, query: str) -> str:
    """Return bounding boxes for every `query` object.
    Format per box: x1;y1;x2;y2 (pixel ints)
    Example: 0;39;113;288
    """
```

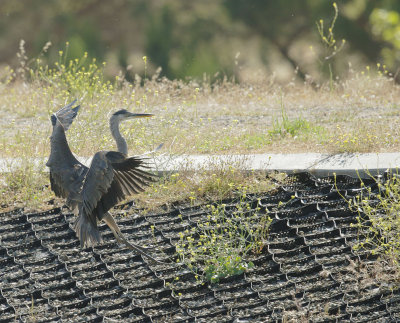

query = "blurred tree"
145;1;235;80
224;0;400;81
145;5;174;78
370;7;400;70
0;0;149;68
0;0;400;82
224;0;325;80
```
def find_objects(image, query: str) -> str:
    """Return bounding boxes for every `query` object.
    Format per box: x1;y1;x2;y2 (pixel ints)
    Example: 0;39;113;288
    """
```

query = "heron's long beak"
128;113;154;118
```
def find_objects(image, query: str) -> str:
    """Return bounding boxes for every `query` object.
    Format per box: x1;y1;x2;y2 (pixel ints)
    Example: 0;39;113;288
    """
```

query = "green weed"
345;171;400;266
175;188;271;283
269;108;312;138
268;97;324;140
315;2;346;90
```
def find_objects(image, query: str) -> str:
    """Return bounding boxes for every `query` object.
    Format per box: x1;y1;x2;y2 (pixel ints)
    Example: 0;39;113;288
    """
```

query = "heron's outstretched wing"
51;100;80;131
80;151;156;226
46;101;88;204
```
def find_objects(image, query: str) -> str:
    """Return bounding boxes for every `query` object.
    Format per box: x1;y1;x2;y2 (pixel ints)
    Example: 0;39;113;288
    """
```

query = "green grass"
268;101;325;139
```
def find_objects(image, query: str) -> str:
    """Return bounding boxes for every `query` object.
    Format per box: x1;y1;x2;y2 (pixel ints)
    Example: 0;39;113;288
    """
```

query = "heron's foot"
118;235;165;264
126;242;154;251
109;224;153;251
114;235;124;244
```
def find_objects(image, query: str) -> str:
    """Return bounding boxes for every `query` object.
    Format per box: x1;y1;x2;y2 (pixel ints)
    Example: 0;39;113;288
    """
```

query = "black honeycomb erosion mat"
1;172;399;322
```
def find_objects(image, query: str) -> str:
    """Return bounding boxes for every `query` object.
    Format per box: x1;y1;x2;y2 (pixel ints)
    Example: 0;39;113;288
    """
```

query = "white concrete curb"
1;153;399;178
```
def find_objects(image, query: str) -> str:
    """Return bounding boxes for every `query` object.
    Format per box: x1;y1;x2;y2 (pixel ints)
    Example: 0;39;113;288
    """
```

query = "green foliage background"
0;0;399;82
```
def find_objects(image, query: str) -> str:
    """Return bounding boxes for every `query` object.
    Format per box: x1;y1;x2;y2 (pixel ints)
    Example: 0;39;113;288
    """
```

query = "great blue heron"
46;100;160;262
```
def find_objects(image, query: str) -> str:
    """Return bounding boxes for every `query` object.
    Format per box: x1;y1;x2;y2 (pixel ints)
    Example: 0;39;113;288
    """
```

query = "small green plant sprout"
143;55;148;82
269;104;311;138
342;170;400;267
268;95;322;139
175;187;272;283
28;294;38;321
315;2;346;89
189;191;196;206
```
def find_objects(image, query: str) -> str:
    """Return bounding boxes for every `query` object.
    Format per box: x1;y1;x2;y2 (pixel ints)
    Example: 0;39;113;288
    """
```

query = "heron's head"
111;109;154;122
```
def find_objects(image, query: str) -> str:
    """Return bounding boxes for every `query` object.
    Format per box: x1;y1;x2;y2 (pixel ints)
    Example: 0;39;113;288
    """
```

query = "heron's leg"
102;212;153;250
103;216;124;244
102;213;163;264
110;228;125;244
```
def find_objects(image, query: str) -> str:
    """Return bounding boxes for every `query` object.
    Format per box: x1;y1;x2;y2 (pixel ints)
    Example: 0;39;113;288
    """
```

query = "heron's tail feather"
73;215;102;248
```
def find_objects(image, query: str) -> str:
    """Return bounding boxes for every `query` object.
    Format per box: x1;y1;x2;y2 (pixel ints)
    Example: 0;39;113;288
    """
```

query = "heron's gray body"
46;101;157;260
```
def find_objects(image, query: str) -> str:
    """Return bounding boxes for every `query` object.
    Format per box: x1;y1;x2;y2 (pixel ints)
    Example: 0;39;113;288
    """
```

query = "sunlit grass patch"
135;156;275;211
1;51;400;159
0;165;53;212
330;123;399;153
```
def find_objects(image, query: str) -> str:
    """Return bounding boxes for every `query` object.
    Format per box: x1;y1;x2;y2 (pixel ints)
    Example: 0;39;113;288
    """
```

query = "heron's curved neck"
110;117;128;155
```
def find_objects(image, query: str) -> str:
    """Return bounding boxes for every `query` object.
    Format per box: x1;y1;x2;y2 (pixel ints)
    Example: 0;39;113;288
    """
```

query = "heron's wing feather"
49;163;87;202
51;100;80;131
111;154;156;194
47;114;88;202
49;170;68;198
81;151;157;225
81;151;115;226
